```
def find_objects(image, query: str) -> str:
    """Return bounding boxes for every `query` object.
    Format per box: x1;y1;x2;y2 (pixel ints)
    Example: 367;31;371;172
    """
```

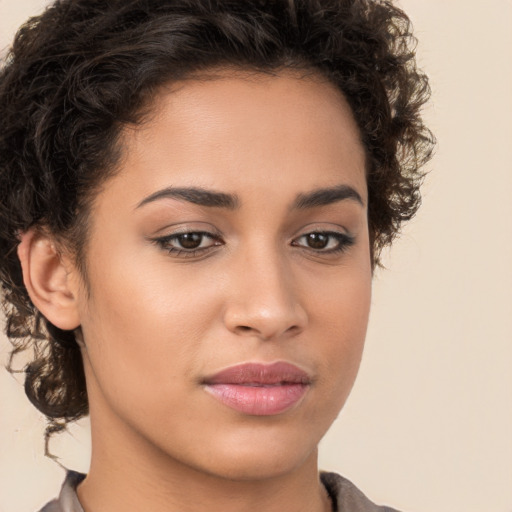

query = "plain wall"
1;1;511;511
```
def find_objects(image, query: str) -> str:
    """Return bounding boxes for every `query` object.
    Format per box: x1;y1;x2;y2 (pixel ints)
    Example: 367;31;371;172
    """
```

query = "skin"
20;70;372;512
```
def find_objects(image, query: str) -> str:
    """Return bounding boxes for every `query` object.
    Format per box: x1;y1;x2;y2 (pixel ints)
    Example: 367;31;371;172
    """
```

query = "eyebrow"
136;187;240;210
136;183;364;211
293;184;364;209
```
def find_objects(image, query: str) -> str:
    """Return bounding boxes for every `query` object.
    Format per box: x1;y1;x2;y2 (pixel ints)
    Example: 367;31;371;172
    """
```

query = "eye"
153;231;223;256
292;231;354;253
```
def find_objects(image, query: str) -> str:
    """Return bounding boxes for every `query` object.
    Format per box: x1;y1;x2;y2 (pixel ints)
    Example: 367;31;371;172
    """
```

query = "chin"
179;424;321;482
201;448;316;482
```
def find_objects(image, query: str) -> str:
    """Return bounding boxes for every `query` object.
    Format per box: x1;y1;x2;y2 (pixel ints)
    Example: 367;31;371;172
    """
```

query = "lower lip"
205;383;308;416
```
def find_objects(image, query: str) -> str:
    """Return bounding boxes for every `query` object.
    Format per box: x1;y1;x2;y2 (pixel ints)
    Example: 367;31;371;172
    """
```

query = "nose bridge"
223;239;307;339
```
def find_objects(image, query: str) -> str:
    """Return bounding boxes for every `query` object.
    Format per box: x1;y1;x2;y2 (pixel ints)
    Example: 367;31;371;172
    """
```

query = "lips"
203;362;311;416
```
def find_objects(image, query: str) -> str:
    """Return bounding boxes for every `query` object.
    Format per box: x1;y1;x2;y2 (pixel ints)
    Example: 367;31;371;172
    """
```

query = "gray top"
39;470;401;512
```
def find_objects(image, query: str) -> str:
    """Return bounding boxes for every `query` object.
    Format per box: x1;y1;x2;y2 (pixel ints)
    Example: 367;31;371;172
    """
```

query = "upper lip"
203;362;312;386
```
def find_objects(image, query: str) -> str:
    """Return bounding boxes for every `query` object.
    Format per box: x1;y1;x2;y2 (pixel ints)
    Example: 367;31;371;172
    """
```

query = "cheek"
307;236;372;334
77;251;222;412
307;259;372;401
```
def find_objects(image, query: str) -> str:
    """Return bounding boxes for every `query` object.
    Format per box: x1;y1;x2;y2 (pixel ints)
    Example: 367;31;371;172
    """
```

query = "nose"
222;248;308;341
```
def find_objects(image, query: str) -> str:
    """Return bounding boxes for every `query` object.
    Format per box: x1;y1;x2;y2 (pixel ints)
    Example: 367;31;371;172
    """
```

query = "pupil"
179;233;202;249
307;233;328;249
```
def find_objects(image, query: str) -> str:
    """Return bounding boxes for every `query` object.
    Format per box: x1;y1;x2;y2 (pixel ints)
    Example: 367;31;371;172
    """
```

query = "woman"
0;1;433;511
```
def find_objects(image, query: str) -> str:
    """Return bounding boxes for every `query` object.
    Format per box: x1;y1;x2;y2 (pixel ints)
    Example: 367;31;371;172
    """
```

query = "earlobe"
17;229;81;331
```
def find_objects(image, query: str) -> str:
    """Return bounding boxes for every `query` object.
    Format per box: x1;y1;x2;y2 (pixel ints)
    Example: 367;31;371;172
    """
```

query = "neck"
78;405;331;512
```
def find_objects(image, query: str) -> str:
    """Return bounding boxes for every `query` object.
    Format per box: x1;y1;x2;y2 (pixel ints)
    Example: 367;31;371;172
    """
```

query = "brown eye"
292;231;355;254
176;233;204;249
154;231;222;256
304;233;329;249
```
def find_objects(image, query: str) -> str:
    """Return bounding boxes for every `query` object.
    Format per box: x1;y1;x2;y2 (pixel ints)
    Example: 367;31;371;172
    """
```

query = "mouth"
202;362;311;416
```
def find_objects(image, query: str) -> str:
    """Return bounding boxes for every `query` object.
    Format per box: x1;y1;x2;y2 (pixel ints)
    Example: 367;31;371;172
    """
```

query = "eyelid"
149;221;221;237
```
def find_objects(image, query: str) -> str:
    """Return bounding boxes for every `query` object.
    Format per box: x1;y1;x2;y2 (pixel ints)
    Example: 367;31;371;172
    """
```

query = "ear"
17;229;81;330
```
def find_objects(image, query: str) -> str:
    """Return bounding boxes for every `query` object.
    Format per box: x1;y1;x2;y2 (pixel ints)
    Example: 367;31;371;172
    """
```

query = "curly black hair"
0;0;434;432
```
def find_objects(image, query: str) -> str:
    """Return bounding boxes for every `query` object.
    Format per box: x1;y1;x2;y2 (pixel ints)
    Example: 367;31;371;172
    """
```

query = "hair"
0;0;434;434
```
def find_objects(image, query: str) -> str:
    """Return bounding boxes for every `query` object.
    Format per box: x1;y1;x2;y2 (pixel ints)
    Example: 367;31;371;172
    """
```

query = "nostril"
234;323;303;339
286;325;301;335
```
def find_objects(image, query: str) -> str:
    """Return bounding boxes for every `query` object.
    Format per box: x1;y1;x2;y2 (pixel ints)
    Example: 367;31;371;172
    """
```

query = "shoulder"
37;471;86;512
38;500;61;512
38;501;59;512
321;472;402;512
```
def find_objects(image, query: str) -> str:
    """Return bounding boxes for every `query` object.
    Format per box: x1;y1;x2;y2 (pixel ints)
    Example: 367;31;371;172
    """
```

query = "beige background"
1;1;511;511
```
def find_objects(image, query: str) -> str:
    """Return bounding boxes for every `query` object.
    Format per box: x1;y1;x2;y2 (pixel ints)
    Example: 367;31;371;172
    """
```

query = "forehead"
103;69;367;208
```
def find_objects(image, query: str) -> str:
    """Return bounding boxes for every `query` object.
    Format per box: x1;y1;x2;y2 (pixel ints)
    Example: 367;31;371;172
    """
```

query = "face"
73;70;372;480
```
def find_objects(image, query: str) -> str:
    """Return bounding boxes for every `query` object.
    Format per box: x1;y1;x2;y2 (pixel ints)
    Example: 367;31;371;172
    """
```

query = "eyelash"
153;231;222;258
291;231;355;254
153;230;355;258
